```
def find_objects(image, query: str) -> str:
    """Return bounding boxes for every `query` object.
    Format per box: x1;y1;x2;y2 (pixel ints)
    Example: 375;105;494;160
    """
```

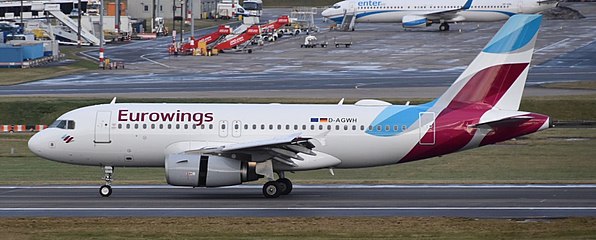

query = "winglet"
462;0;473;10
110;97;117;104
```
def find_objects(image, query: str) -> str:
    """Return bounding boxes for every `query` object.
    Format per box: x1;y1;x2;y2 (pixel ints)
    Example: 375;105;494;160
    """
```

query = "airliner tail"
433;14;542;111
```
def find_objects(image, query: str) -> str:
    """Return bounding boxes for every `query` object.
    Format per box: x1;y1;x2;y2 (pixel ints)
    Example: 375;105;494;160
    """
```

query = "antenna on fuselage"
110;97;117;104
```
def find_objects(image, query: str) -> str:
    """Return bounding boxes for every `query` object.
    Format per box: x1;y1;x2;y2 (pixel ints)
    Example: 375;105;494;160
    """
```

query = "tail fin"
432;14;542;111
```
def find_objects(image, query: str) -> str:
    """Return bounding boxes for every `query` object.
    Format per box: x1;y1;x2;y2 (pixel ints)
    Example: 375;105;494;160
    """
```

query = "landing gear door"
418;112;435;145
94;111;112;143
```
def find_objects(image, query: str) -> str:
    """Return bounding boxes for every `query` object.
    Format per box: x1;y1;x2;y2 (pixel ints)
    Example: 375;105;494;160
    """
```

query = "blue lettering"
358;1;382;7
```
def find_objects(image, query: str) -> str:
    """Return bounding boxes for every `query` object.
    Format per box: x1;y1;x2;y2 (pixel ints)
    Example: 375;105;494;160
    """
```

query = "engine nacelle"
165;154;260;187
402;15;430;28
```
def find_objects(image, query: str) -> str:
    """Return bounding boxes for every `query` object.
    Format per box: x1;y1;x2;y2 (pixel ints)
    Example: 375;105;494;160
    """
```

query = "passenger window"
126;124;130;129
168;124;172;129
244;124;248;130
209;124;213;129
221;124;226;130
294;125;298;130
252;124;257;130
143;124;147;129
335;125;339;130
360;125;365;131
344;125;348;130
176;124;180;129
261;124;265;130
184;124;188;129
192;124;196;129
285;125;290;130
269;124;273;130
319;125;323;130
302;125;306;130
118;123;122;129
277;124;281;130
310;125;315;130
327;125;331;130
159;124;164;129
134;124;139;129
352;125;356;131
151;124;155;129
394;125;398;131
402;125;407;131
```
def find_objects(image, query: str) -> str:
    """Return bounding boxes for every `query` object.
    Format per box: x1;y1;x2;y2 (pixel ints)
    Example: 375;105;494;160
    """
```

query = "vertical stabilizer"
432;15;542;112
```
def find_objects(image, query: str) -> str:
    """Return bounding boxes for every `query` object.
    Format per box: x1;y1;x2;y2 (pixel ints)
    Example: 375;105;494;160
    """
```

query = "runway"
1;184;596;218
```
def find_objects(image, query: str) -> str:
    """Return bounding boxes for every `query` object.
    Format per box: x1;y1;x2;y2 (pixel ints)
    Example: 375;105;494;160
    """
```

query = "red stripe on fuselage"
399;63;529;163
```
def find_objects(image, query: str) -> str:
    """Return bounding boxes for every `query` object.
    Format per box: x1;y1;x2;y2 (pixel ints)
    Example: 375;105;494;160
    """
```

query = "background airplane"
28;14;550;198
322;0;557;31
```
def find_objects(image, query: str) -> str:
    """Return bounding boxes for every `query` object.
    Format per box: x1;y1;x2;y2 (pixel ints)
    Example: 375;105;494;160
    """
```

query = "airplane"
321;0;557;31
28;14;551;198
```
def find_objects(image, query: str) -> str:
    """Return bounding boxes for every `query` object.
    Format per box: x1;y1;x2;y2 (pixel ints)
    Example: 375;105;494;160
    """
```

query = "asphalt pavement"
1;184;595;218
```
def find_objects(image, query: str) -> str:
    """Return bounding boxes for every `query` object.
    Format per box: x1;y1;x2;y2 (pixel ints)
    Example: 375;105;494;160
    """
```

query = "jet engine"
165;154;261;187
402;15;430;28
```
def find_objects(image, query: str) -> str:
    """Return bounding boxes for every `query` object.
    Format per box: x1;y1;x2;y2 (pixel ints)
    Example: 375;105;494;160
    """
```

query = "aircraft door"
418;112;435;145
94;111;112;143
219;120;228;137
232;120;241;137
518;1;525;13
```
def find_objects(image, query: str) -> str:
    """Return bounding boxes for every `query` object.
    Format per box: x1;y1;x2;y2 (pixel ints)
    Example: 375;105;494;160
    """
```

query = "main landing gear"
99;166;113;197
439;23;450;32
262;172;293;198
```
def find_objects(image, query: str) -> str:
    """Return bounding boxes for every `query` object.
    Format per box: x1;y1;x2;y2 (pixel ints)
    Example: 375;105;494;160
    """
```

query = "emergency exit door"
418;112;435;145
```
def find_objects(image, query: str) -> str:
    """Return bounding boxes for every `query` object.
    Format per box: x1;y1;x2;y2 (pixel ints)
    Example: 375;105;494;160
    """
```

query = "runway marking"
535;38;571;53
1;184;595;189
1;207;596;211
140;53;171;68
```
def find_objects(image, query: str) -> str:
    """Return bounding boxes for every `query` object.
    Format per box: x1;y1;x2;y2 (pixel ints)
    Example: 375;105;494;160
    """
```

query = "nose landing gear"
99;166;113;197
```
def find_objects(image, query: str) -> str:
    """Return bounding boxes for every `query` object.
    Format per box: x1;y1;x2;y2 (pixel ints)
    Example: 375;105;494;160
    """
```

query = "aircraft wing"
185;133;315;167
422;0;473;21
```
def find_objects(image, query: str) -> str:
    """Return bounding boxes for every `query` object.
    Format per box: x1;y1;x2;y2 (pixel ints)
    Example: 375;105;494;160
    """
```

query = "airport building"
127;0;218;20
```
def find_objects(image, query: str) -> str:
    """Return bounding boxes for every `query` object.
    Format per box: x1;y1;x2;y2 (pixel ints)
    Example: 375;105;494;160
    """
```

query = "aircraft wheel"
277;178;293;195
440;23;450;31
99;185;112;197
263;181;282;198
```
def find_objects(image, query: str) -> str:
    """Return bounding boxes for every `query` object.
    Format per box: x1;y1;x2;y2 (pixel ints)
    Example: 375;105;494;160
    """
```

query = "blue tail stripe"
483;14;542;53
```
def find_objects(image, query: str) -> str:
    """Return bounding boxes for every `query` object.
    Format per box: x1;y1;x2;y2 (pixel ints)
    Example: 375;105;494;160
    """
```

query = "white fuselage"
29;102;436;169
321;0;556;24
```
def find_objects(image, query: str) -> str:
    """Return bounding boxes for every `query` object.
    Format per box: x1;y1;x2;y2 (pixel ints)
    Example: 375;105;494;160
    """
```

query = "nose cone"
321;8;332;18
28;133;44;157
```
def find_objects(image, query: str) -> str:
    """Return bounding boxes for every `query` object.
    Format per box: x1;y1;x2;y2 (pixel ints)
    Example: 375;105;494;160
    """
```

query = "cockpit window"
49;120;76;130
333;4;341;9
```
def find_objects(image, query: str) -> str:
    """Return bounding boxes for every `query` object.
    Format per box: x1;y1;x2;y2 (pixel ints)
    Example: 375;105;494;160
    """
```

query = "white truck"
216;0;243;20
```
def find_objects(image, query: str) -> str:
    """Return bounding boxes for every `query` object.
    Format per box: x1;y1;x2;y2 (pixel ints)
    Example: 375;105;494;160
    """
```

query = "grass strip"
1;217;595;239
0;95;595;125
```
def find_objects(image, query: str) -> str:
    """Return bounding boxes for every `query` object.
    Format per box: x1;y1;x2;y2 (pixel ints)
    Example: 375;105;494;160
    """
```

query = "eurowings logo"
61;134;74;143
